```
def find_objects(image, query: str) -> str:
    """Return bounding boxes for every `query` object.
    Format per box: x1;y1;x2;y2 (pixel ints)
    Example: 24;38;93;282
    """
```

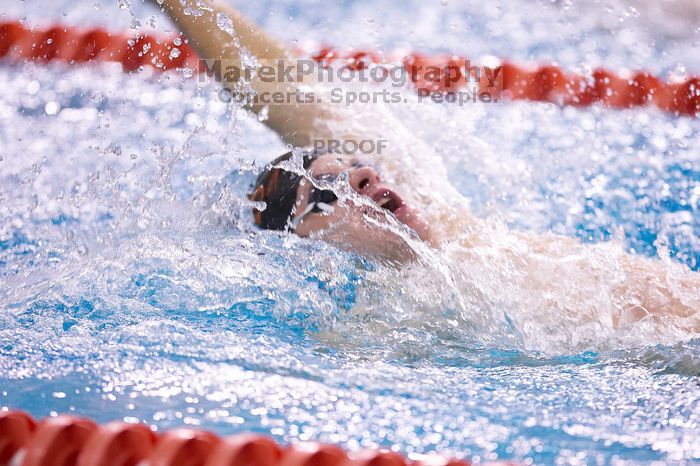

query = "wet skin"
291;154;433;262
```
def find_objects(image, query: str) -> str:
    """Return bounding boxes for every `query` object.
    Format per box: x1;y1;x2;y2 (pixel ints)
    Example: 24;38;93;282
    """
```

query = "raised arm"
153;0;327;146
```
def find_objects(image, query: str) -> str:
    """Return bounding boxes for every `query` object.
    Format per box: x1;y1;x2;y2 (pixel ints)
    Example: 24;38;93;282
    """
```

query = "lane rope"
0;410;519;466
0;20;698;116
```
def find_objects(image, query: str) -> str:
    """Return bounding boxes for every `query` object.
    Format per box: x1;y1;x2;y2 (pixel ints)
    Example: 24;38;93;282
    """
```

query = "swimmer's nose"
348;166;379;194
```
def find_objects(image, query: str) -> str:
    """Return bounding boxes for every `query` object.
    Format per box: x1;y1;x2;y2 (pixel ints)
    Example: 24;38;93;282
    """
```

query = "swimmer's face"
292;154;432;263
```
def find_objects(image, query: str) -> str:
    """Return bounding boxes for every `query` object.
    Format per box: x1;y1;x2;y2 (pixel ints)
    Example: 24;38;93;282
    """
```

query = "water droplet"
169;48;181;59
257;105;269;122
44;102;60;115
216;12;236;37
27;80;40;94
106;142;122;156
173;37;182;46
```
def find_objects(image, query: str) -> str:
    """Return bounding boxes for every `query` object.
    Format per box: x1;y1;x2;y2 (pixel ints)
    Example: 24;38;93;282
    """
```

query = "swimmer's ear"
248;185;265;202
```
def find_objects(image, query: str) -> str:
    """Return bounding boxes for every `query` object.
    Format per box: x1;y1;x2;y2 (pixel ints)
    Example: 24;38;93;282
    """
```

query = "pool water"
1;0;699;464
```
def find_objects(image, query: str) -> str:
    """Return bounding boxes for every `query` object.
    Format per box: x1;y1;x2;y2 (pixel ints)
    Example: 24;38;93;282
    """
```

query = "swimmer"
153;0;699;333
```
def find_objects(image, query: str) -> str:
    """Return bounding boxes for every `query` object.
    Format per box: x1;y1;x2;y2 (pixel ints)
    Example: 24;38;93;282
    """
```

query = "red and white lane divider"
0;20;698;116
0;410;518;466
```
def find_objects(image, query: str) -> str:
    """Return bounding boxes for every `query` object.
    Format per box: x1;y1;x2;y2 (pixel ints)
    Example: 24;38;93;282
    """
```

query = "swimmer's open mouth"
370;188;407;218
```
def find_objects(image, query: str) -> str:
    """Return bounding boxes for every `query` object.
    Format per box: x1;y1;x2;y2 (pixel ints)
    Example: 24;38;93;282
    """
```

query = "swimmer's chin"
396;206;434;245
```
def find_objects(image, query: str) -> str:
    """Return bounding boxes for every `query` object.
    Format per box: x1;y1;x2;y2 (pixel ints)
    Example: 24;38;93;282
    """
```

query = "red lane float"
205;434;282;466
148;429;221;466
1;20;698;116
21;415;97;466
351;450;408;466
0;410;527;466
0;21;199;73
280;443;348;466
77;421;157;466
0;411;36;464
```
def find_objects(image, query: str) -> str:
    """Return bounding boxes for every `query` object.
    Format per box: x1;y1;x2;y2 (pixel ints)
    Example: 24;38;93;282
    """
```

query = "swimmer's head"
249;148;433;263
248;148;322;230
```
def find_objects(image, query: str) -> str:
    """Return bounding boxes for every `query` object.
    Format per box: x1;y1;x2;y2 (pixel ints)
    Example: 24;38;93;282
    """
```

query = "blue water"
1;0;700;464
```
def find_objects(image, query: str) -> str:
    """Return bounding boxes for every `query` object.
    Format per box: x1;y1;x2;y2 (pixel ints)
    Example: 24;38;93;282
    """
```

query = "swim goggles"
292;173;340;228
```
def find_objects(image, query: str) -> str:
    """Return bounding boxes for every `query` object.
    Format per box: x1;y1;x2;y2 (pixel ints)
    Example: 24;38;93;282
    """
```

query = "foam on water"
1;0;700;464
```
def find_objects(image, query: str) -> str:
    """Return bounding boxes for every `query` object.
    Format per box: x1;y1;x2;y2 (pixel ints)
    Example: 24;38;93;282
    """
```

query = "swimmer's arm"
152;0;328;146
523;232;699;328
615;253;699;328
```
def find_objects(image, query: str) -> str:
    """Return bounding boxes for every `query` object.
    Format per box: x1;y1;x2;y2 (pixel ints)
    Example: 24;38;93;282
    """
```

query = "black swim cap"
248;148;325;230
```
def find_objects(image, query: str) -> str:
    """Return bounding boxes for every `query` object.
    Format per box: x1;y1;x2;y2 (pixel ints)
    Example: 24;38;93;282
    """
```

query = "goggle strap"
315;202;335;213
292;202;317;228
291;200;336;229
